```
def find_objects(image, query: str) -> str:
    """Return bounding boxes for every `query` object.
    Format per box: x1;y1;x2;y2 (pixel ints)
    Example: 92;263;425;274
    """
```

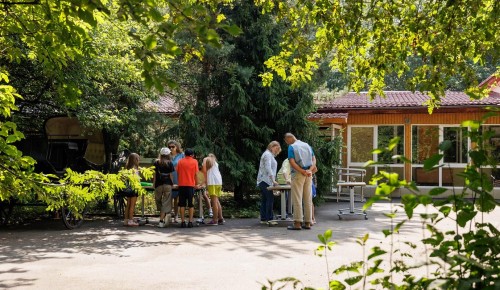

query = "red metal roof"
318;91;500;110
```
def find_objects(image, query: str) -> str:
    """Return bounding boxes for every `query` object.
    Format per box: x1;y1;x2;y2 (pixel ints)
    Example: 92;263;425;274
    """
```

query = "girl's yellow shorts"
207;185;222;197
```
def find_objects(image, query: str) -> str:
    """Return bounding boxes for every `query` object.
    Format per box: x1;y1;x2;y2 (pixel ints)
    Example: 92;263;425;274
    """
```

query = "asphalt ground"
1;200;499;290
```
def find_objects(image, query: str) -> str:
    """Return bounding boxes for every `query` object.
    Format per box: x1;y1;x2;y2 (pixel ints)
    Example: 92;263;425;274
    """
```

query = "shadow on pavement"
0;200;421;265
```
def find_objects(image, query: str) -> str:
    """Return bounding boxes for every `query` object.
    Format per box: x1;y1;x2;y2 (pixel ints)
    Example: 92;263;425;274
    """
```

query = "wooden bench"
335;167;366;202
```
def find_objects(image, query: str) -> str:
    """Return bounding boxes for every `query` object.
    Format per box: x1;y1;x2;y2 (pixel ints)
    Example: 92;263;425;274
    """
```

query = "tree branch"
0;0;40;5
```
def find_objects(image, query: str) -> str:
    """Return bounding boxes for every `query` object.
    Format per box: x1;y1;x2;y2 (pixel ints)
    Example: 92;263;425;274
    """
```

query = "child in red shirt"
175;148;199;228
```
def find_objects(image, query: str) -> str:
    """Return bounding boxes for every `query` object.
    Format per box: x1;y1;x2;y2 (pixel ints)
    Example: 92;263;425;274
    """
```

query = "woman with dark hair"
124;153;140;227
154;147;175;228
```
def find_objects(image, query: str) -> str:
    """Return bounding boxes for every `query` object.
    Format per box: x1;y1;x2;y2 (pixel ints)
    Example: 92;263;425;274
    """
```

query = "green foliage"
1;75;153;212
256;0;500;111
1;0;238;94
4;5;188;158
1;0;240;216
0;72;20;118
1;0;247;159
260;277;313;290
323;56;498;92
1;75;39;203
314;134;343;199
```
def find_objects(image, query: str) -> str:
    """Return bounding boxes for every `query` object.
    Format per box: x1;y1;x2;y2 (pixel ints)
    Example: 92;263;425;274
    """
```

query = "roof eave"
318;104;499;111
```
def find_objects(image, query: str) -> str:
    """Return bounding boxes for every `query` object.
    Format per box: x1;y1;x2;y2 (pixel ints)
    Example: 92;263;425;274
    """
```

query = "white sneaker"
127;220;139;227
158;221;166;228
209;209;213;218
268;221;278;226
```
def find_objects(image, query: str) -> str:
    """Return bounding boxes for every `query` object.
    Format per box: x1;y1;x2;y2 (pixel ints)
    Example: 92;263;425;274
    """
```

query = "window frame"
347;125;405;182
411;124;471;187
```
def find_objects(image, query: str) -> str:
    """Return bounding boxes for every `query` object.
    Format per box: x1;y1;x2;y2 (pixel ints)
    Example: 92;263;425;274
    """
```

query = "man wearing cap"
175;148;199;228
284;133;316;230
153;147;175;228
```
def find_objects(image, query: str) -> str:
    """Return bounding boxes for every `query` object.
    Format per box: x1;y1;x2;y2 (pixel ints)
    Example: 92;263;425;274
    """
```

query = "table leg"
349;186;355;213
287;190;292;216
142;194;145;218
280;190;286;220
196;190;204;224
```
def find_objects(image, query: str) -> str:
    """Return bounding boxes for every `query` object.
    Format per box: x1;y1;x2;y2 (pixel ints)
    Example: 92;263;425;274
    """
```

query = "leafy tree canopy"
0;0;239;210
163;0;342;202
256;0;500;111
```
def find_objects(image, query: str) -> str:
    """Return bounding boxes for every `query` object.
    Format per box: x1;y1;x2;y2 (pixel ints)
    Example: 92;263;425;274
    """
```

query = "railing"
335;167;366;202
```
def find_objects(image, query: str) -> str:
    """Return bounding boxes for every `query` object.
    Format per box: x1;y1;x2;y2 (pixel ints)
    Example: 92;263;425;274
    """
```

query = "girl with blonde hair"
202;153;225;225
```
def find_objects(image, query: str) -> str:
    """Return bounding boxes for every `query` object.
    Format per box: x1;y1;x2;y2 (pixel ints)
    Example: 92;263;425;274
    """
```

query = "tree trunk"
103;129;121;173
233;183;244;203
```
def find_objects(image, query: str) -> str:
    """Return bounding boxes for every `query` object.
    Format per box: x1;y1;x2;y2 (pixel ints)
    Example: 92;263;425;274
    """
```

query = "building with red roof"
311;76;500;195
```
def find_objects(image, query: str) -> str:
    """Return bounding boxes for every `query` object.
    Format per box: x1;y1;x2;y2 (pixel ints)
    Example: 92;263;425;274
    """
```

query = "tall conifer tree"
172;0;319;201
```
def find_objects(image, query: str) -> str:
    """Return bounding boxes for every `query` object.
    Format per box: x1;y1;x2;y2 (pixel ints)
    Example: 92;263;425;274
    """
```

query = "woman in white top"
256;141;281;225
202;153;225;225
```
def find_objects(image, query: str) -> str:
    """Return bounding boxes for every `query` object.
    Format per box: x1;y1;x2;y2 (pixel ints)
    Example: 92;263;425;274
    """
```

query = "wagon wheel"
61;206;87;229
113;193;126;219
0;200;14;226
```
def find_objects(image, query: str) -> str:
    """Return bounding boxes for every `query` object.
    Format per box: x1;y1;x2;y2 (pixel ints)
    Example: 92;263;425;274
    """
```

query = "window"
348;126;405;183
483;126;500;161
349;126;405;164
350;127;374;163
443;127;468;164
412;125;470;186
412;126;439;164
378;126;404;164
318;125;333;140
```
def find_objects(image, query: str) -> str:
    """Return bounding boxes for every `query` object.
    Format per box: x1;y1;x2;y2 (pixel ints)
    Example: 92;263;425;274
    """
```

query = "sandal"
301;225;311;230
287;226;302;230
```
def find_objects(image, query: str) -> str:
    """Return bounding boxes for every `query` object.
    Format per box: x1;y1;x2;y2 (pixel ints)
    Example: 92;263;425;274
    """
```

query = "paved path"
1;200;498;290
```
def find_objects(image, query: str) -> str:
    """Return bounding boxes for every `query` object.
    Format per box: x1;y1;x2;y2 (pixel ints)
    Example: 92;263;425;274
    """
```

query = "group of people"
122;140;225;228
257;133;317;230
121;132;316;231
